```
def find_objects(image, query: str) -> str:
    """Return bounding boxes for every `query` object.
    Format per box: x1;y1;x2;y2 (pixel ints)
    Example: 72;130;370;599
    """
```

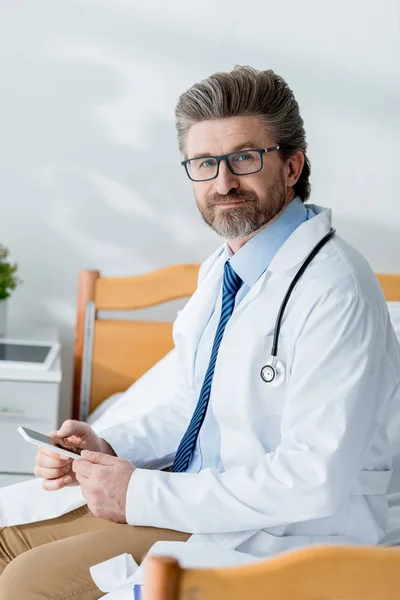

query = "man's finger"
72;459;92;478
39;447;71;461
62;435;87;449
42;476;72;491
34;464;71;480
51;420;83;440
80;450;117;466
36;452;72;468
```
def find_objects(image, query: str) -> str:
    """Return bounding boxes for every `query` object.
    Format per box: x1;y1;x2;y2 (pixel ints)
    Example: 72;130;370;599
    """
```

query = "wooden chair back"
72;265;199;420
376;273;400;301
144;545;400;600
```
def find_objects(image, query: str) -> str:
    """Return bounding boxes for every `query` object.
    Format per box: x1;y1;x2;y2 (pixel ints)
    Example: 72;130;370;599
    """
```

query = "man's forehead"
186;115;271;158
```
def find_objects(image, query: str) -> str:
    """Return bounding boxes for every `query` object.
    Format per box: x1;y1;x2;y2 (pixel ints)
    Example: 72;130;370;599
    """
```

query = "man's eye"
200;159;215;168
237;153;252;161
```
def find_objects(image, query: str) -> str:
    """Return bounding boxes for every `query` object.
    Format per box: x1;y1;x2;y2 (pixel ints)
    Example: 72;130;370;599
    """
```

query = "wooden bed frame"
72;269;400;421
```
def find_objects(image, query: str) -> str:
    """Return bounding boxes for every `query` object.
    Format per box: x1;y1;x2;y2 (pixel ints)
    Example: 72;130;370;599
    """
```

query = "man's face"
185;116;289;240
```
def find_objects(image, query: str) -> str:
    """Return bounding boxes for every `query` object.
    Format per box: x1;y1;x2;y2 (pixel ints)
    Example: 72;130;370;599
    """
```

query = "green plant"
0;245;21;300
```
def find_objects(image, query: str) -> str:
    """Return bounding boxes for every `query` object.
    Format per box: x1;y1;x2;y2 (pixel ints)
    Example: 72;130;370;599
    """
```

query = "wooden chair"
144;545;400;600
72;265;200;421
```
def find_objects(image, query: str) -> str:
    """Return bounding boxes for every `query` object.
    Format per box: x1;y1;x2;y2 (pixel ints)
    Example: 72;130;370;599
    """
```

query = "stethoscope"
260;228;336;387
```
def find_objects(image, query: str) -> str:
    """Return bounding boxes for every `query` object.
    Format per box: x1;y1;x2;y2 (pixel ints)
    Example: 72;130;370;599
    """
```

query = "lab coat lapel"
268;205;333;273
223;206;333;325
173;249;226;385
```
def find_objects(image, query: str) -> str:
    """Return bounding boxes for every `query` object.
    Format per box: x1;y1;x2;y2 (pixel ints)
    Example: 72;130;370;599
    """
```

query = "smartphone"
18;426;83;460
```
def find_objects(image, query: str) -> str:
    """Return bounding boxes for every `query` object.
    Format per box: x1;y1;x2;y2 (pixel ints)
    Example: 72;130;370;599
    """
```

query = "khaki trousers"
0;505;189;600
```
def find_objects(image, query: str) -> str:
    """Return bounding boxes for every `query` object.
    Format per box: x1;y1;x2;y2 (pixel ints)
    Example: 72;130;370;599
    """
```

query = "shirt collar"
223;196;309;287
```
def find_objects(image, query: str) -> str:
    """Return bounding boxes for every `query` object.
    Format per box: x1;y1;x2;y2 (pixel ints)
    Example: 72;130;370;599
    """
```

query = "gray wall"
0;0;399;423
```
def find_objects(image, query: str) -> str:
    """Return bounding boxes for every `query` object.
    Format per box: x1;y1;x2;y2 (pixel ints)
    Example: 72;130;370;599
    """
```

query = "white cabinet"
0;329;62;486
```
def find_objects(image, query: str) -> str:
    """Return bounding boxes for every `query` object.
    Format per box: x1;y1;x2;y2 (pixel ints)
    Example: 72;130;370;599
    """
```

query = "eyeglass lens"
187;150;262;181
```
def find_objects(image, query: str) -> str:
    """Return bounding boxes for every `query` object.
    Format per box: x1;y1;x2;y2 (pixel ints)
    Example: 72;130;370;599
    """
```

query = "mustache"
207;190;258;206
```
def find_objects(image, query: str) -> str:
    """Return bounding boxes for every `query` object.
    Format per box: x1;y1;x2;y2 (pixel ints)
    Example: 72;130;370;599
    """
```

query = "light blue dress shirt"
186;196;312;473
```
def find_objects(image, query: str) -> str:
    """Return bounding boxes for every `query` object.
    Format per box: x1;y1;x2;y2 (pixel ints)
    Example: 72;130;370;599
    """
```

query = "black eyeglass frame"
181;146;280;182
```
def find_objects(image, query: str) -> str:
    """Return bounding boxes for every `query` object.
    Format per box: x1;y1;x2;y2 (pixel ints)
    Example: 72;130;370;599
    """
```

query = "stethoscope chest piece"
260;359;286;387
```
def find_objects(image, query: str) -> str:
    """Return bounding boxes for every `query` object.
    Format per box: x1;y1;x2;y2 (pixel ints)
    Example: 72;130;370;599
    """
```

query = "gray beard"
210;206;264;239
197;171;287;240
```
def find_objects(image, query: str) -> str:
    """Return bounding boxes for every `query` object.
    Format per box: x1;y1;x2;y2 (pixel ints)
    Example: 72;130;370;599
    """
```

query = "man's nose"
213;160;239;195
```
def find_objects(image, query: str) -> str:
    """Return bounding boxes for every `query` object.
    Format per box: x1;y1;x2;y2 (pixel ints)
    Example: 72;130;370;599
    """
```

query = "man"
1;65;399;599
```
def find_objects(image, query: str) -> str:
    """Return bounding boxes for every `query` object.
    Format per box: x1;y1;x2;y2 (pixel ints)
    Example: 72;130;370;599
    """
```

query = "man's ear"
286;151;305;187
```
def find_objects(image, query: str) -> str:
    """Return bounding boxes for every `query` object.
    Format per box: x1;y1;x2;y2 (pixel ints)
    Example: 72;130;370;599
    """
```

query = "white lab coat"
101;204;399;556
1;205;400;596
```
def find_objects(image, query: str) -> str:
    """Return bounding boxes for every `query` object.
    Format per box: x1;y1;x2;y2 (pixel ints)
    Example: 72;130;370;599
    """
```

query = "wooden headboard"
72;270;400;421
376;274;400;302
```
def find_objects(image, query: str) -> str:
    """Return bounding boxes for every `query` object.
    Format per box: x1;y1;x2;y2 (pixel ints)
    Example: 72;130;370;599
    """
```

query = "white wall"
1;0;399;423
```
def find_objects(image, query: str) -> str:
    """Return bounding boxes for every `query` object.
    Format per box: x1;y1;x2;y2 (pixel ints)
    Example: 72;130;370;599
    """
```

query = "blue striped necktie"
172;261;243;473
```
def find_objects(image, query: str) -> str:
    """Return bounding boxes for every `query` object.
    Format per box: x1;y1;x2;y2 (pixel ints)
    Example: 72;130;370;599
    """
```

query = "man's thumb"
81;450;115;465
53;420;85;439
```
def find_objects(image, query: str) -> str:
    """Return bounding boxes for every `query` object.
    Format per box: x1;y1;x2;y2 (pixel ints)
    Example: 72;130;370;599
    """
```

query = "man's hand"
34;420;116;491
72;450;136;523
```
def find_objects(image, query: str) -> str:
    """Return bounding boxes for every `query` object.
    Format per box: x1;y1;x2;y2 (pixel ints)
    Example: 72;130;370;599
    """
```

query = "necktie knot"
223;261;243;297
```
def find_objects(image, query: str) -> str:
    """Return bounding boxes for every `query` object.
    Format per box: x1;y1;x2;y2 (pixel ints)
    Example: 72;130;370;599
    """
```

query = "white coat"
101;204;400;558
1;204;400;596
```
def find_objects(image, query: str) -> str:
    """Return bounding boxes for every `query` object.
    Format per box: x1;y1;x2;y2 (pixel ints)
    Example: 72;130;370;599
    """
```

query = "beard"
195;166;288;240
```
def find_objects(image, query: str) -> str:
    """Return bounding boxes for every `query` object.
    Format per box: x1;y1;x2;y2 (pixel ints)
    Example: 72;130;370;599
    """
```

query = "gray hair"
175;65;311;202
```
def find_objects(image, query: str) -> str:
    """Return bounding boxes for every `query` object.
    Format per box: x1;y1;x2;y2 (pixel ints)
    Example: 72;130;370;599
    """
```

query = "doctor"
1;65;400;599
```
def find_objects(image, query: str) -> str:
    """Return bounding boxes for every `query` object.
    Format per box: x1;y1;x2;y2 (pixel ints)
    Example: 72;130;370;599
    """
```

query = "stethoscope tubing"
271;227;336;359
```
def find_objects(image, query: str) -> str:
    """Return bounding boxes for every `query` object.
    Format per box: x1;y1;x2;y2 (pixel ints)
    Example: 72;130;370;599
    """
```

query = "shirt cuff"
126;468;153;525
125;468;171;527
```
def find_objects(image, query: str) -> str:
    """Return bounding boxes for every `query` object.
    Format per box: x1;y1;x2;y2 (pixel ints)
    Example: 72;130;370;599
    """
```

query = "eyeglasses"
181;146;280;182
